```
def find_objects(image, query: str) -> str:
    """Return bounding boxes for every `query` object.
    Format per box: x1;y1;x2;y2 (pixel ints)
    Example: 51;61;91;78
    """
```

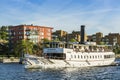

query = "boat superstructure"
25;42;115;69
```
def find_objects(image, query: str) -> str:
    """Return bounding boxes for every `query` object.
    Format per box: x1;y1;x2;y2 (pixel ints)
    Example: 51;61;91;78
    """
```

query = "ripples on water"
0;59;120;80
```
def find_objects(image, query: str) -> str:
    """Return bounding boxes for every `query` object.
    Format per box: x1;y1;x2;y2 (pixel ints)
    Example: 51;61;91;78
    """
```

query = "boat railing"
73;48;113;53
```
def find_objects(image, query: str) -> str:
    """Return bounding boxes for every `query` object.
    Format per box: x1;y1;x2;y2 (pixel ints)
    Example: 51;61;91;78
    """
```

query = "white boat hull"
24;55;115;69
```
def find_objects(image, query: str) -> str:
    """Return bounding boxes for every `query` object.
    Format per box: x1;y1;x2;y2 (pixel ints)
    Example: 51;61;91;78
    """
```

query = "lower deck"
44;51;115;61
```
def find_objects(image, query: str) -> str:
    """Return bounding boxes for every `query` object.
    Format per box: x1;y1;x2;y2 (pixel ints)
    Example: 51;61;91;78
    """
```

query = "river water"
0;59;120;80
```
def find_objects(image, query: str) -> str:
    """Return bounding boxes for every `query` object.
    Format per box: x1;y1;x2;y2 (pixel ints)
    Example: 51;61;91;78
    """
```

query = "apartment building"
67;31;81;42
103;33;120;45
87;32;103;44
9;24;53;44
52;30;68;41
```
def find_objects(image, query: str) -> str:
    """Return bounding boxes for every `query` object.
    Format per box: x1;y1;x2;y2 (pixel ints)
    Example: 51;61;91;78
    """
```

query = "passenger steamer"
24;25;115;69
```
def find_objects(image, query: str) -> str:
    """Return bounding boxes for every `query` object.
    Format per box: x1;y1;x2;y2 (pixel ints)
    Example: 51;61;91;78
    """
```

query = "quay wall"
0;57;20;63
115;54;120;58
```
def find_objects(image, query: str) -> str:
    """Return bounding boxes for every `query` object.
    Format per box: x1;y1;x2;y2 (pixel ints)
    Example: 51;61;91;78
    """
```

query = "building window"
48;29;51;32
14;32;15;35
47;33;51;36
26;31;30;35
19;32;21;34
40;32;44;35
41;37;44;39
40;28;44;31
34;28;37;30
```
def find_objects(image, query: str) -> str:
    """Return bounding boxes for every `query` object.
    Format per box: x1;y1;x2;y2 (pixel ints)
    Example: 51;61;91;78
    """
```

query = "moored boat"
24;42;115;69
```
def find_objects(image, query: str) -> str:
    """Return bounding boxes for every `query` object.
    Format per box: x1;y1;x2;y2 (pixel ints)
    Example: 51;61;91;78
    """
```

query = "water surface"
0;59;120;80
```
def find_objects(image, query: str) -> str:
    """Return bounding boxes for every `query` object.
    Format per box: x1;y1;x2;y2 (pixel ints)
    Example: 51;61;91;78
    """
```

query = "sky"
0;0;120;35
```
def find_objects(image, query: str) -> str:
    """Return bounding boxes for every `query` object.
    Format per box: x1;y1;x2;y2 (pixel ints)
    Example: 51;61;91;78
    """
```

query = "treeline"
113;44;120;54
0;26;8;40
0;26;9;56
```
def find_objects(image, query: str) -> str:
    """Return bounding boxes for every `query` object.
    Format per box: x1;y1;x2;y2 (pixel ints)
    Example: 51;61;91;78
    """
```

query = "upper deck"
43;42;113;53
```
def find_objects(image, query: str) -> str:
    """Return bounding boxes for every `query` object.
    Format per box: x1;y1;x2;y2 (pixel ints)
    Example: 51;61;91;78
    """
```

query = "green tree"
33;42;43;56
0;26;8;40
99;42;105;45
69;38;77;42
52;38;60;42
42;38;50;42
42;38;51;48
33;38;52;56
14;40;33;57
113;44;120;54
0;42;9;56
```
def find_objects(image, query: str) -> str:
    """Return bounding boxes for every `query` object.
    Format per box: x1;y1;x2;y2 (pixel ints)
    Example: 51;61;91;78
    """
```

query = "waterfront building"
52;30;68;41
87;32;103;44
52;30;88;42
103;33;120;45
9;24;53;44
67;31;81;42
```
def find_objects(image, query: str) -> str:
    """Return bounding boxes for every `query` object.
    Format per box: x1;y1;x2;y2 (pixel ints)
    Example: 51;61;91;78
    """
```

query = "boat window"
90;56;91;59
87;56;89;59
74;46;77;48
81;55;83;59
71;55;73;58
104;54;114;59
84;56;86;59
74;55;76;58
79;46;81;49
95;56;97;59
98;55;100;59
93;56;94;59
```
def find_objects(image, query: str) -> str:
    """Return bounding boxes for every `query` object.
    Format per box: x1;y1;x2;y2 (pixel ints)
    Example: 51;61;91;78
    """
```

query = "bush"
10;57;14;61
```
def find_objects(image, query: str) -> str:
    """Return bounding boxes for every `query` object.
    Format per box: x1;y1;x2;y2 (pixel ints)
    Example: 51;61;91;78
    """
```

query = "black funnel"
80;25;85;44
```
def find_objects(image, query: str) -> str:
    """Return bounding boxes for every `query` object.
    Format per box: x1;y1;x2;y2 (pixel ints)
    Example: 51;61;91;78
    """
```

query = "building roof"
9;24;53;29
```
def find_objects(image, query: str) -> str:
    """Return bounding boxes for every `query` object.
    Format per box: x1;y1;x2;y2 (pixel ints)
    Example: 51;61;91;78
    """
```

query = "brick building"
103;33;120;45
67;31;81;42
87;32;120;45
52;30;68;41
9;24;53;44
87;32;103;44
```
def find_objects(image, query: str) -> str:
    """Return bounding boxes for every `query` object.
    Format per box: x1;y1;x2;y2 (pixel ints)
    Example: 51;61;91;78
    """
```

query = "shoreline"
115;54;120;58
